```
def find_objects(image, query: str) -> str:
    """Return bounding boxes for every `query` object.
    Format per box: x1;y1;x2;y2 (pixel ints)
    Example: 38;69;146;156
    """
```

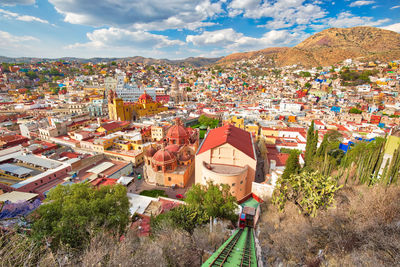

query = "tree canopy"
31;183;130;250
282;150;301;180
197;115;219;129
304;121;318;169
185;181;237;222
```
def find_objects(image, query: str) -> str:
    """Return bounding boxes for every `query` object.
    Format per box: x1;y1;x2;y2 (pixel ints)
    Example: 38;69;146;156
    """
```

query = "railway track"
205;227;257;267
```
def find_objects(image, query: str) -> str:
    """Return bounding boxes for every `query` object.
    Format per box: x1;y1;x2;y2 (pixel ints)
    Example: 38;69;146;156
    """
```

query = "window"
240;180;243;184
157;166;162;171
168;177;172;181
232;183;236;187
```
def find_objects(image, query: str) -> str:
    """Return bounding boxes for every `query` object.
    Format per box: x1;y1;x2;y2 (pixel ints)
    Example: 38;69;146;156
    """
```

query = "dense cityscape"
1;0;400;266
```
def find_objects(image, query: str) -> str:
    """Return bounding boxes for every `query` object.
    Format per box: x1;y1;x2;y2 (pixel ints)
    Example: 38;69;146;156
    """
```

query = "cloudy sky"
0;0;399;59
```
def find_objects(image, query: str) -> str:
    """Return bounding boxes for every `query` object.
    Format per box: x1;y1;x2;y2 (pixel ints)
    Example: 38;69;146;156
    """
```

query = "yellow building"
132;91;168;117
225;116;244;129
108;90;167;121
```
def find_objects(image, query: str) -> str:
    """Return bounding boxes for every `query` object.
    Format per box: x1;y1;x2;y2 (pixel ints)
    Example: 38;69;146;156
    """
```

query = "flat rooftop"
14;154;62;169
0;163;33;176
208;163;246;175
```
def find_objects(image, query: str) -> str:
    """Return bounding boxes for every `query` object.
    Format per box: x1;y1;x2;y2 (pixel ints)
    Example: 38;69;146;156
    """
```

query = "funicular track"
240;228;253;267
205;227;257;267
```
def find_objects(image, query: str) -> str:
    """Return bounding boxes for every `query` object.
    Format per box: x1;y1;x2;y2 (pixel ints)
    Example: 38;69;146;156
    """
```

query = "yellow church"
108;90;167;121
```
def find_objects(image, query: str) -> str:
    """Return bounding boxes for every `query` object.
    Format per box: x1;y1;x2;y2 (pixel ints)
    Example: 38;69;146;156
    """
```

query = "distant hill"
217;47;289;65
0;55;222;67
218;26;400;67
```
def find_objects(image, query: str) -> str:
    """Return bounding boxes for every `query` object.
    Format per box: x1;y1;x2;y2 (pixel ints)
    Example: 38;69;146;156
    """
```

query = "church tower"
170;77;181;103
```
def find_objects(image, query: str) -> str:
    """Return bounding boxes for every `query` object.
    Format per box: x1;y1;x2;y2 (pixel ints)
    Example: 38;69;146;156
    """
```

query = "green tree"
339;137;386;185
282;150;301;179
349;107;362;114
304;82;311;89
304;121;318;169
198;115;219;129
31;183;130;250
273;171;342;217
153;205;208;234
185;181;237;222
26;71;38;80
300;71;311;77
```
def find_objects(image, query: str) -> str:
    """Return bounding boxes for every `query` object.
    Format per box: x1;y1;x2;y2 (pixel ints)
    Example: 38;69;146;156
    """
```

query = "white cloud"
0;0;35;6
349;1;375;7
49;0;223;30
391;5;400;9
228;0;326;29
381;23;400;33
67;27;184;50
0;30;39;56
186;29;243;46
317;11;389;28
187;28;309;52
0;8;49;24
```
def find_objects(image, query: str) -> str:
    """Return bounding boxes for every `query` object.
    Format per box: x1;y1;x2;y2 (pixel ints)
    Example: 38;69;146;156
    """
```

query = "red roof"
197;124;255;160
60;151;80;159
268;152;290;167
91;178;117;187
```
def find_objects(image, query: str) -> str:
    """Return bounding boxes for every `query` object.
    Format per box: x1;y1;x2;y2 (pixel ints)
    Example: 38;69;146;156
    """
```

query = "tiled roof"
197;124;255;160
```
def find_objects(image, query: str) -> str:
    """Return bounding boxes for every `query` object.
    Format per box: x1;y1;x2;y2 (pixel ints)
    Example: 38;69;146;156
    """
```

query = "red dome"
166;125;188;139
165;144;180;154
152;148;176;165
145;146;157;157
138;92;153;102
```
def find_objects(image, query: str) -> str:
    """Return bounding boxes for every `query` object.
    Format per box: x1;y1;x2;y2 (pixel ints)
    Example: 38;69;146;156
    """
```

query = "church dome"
165;144;180;154
167;124;188;140
166;118;189;142
138;91;153;103
145;146;157;157
152;148;176;165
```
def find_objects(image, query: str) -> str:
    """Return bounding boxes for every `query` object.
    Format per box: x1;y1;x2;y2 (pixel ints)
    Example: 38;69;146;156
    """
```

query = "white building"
279;102;302;112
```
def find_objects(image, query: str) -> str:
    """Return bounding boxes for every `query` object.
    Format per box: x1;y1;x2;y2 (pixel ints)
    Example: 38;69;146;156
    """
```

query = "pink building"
195;124;257;201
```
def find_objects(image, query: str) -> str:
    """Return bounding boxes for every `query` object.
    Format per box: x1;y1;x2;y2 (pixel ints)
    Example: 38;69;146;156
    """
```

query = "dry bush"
258;184;400;266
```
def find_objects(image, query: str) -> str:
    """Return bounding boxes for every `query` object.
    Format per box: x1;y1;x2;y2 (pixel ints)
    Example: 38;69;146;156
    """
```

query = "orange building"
143;118;199;188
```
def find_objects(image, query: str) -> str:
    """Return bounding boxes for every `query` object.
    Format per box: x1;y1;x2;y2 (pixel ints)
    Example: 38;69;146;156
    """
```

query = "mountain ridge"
217;26;400;67
0;55;222;67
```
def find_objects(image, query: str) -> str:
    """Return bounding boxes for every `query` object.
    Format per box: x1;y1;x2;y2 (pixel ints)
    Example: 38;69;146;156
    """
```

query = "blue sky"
0;0;399;59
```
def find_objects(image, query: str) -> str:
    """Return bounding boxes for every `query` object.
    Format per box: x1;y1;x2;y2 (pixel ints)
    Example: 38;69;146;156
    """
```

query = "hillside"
218;26;400;67
216;47;289;65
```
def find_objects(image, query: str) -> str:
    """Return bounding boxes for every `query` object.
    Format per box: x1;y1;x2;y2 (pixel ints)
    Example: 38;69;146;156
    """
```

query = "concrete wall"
251;182;274;200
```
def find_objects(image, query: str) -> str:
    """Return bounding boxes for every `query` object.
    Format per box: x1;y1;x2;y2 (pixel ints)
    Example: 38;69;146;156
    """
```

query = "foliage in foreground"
260;184;400;266
31;183;130;250
1;222;231;267
152;181;238;234
139;189;168;198
273;171;341;217
185;181;237;222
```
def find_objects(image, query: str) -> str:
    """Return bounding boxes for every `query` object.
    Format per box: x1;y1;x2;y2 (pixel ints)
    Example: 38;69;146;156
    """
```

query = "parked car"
176;194;184;199
137;174;142;180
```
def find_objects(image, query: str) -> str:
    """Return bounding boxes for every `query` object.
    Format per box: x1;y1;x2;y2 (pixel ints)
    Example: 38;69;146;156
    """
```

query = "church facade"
108;90;167;121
